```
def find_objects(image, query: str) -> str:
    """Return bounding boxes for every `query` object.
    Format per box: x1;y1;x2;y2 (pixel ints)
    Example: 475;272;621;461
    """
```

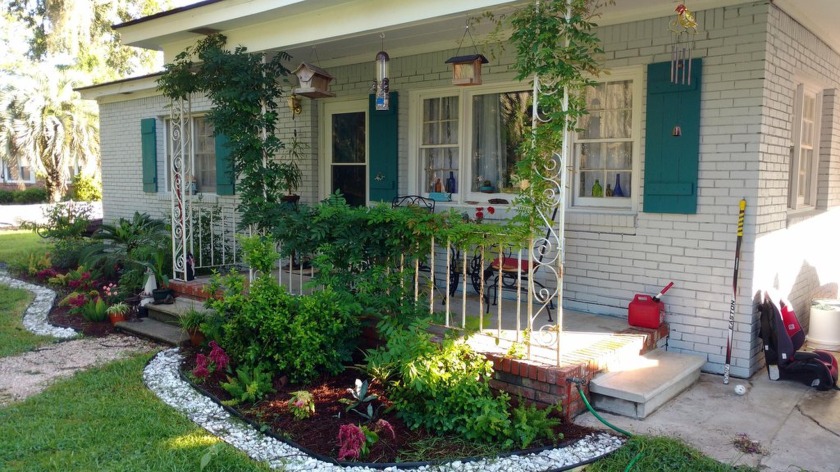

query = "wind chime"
669;3;698;85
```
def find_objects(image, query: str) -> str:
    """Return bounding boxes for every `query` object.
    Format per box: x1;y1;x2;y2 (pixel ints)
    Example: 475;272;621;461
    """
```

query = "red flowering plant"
336;420;397;461
101;283;121;305
473;206;496;223
191;341;230;381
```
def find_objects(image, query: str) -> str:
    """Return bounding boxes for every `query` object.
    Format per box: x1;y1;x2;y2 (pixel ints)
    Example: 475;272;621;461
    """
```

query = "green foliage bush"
14;187;49;204
206;236;362;384
365;318;559;449
68;174;102;202
0;187;49;204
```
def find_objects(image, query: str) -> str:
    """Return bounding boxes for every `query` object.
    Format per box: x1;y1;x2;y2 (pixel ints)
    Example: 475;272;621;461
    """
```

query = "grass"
0;353;270;472
0;285;54;357
0;230;51;265
587;435;759;472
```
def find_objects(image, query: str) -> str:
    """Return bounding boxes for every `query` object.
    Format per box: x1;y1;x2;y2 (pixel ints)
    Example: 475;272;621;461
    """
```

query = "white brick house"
79;0;840;380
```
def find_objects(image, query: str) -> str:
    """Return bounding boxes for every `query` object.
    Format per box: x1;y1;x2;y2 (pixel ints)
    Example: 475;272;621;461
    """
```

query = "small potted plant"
106;302;129;325
180;308;206;346
279;134;307;204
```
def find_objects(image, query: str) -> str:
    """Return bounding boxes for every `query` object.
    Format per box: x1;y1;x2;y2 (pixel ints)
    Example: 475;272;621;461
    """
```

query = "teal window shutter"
141;118;157;193
215;133;235;195
643;59;702;214
368;92;398;203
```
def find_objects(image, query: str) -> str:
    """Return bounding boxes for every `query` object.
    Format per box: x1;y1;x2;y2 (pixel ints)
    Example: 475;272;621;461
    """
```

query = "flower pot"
152;288;173;303
109;313;127;325
187;328;205;347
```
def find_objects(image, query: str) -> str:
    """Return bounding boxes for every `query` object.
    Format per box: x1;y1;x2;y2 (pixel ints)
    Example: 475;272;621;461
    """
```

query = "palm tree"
0;69;99;202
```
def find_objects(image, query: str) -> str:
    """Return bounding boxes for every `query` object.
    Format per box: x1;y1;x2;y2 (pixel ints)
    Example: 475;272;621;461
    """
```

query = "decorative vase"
613;174;624;197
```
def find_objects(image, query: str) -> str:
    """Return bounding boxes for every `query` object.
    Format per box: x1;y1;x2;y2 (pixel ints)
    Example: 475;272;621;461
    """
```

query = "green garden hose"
569;379;644;472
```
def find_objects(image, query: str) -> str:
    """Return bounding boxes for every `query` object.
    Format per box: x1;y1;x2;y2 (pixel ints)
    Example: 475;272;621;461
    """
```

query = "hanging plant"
157;34;294;232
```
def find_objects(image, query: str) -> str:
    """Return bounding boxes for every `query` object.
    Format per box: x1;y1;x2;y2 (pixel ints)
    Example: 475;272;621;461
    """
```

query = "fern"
220;364;274;406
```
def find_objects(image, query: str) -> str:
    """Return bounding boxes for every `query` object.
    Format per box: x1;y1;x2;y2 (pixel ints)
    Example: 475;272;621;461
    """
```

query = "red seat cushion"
490;257;534;273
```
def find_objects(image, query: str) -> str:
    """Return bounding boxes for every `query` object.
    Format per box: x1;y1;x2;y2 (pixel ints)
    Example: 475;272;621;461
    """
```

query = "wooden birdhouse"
292;63;335;98
445;54;488;86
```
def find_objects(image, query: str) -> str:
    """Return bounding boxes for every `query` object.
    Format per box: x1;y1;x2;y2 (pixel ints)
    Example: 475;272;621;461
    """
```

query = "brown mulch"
48;303;121;337
181;349;602;464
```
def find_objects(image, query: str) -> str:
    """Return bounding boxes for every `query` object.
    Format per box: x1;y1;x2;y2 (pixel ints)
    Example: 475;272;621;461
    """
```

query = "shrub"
365;318;559;449
207;271;361;384
206;236;362;384
80;297;108;322
20;202;94;269
68;174;102;202
12;187;48;204
0;190;14;204
288;391;315;420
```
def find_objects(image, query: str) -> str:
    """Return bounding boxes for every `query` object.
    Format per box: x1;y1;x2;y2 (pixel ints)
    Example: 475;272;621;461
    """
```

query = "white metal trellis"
170;97;194;282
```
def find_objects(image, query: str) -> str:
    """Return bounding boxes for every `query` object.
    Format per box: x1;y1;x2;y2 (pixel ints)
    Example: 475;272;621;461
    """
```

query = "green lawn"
588;435;758;472
0;353;270;472
0;285;54;357
0;230;50;265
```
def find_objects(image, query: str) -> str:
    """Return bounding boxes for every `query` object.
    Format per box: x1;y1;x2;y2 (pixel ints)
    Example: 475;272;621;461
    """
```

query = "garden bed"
180;348;602;465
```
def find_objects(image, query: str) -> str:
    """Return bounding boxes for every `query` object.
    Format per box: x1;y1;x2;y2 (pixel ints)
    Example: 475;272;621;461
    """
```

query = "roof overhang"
76;73;163;103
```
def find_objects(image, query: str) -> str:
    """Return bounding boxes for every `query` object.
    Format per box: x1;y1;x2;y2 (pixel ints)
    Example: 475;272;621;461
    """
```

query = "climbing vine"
508;0;610;222
157;34;293;232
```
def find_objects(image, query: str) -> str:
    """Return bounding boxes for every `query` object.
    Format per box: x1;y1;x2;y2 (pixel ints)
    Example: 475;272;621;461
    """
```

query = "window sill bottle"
592;179;603;197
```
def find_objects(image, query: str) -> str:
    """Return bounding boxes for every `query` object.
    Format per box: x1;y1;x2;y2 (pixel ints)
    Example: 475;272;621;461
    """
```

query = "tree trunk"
45;168;63;203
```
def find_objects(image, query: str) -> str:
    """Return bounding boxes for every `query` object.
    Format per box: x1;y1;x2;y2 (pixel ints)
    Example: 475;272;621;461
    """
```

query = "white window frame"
2;159;36;184
163;114;217;195
569;67;642;212
789;82;822;210
408;82;532;204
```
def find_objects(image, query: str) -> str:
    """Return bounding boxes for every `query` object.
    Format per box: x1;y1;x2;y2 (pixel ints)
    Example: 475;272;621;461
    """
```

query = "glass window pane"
332;112;366;163
471;91;530;193
332;165;366;207
606;142;632;170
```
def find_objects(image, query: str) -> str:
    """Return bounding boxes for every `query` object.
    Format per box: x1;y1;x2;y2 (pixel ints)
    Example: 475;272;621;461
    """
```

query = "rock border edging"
0;269;77;339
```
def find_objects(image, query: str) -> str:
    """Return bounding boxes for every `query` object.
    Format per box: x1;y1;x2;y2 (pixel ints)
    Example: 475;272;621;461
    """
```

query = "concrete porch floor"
574;347;840;472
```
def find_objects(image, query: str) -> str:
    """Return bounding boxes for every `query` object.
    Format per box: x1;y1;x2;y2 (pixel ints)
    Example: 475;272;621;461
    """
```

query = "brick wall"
752;4;840;342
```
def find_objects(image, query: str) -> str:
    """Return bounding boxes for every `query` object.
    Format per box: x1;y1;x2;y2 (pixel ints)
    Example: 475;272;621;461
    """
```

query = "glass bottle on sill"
613;174;624;197
592;179;603;197
605;184;613;197
434;178;442;193
447;171;457;193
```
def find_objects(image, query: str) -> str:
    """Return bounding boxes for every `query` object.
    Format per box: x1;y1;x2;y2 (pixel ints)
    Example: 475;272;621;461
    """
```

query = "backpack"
758;293;839;391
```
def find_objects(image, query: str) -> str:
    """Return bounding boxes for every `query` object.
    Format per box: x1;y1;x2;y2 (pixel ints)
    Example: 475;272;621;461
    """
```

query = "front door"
323;100;367;206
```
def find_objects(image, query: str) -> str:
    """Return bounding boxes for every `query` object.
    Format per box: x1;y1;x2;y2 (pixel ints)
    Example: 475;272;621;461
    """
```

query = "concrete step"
115;318;189;346
589;349;706;419
147;297;208;326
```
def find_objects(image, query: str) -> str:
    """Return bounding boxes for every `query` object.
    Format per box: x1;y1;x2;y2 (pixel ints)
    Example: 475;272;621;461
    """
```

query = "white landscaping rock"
144;348;625;471
0;269;77;339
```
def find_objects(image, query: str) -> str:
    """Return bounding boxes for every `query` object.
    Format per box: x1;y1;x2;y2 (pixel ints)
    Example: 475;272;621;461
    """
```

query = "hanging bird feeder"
293;62;335;98
445;22;488;86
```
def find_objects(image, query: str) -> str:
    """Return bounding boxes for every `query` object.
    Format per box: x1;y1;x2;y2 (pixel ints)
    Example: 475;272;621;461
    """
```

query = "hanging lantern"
372;34;390;111
292;62;335;98
445;54;488;86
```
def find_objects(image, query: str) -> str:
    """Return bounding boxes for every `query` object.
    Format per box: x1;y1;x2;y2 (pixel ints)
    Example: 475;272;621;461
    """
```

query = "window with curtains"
571;73;639;209
415;85;531;201
164;116;217;194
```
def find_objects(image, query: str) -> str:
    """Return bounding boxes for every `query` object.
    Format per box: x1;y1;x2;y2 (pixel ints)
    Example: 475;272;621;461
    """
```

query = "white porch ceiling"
120;0;840;65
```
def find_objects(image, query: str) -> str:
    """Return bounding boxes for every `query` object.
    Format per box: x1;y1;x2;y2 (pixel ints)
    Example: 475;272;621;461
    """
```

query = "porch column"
169;96;194;282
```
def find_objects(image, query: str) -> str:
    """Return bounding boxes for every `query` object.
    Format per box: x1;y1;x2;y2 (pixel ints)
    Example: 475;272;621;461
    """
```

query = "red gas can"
628;294;664;329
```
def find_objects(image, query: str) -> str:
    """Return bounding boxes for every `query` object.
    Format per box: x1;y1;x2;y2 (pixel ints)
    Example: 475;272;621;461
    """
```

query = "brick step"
115;318;189;346
588;348;706;419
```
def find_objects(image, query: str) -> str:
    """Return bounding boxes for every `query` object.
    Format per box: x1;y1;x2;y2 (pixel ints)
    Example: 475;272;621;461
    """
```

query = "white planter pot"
808;299;840;350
